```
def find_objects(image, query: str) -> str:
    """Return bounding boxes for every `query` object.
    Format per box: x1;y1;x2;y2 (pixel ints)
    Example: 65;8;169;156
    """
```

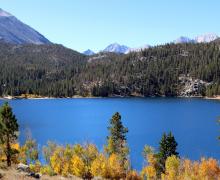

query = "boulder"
27;172;41;179
17;163;30;173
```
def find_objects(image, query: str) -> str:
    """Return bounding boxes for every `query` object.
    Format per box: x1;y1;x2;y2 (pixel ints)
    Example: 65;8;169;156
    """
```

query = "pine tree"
105;112;129;166
157;132;178;173
0;102;19;166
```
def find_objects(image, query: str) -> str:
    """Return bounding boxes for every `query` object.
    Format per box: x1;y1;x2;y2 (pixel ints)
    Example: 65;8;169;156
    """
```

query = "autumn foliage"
141;155;220;180
31;142;127;179
1;139;220;179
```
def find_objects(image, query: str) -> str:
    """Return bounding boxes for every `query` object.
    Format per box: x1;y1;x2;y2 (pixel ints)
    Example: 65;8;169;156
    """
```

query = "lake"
0;98;219;170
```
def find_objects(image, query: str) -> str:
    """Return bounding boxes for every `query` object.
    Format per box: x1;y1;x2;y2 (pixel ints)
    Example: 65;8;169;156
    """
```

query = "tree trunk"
6;135;11;167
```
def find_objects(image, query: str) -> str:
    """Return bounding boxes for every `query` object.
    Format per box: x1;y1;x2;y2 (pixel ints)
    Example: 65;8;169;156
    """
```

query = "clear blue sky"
1;0;220;52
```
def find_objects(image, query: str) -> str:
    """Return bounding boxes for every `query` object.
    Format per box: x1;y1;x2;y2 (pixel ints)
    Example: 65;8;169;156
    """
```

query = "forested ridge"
0;40;220;97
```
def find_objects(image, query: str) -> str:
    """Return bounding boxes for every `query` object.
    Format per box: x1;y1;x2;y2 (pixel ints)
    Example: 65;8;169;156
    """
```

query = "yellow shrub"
147;153;157;167
29;160;41;173
40;165;54;176
72;144;84;156
141;166;157;180
50;147;64;175
12;143;19;150
164;155;180;180
1;143;19;162
84;143;98;164
170;158;220;180
70;155;86;177
91;153;127;179
70;143;98;178
91;153;110;178
108;153;126;179
141;150;158;180
18;145;27;164
198;158;220;179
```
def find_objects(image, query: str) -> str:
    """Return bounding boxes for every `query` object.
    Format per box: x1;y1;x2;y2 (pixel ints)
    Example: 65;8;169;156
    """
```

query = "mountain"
195;33;219;43
83;49;95;56
0;41;87;97
103;43;129;54
125;44;150;54
173;34;219;44
0;40;220;97
0;41;220;97
0;8;51;44
174;36;195;44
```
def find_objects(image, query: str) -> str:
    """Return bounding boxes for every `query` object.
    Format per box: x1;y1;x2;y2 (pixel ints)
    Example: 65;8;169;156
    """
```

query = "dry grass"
0;166;82;180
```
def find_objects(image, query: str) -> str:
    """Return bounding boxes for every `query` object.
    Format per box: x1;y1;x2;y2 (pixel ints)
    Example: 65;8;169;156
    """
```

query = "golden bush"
162;155;180;180
91;153;110;178
29;160;41;173
40;165;55;176
141;166;157;180
70;155;86;177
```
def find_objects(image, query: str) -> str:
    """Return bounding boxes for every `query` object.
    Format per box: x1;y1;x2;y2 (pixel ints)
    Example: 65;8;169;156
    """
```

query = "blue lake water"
0;98;219;170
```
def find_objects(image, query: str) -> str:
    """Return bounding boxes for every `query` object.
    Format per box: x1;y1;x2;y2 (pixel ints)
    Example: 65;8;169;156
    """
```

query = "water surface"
0;98;219;170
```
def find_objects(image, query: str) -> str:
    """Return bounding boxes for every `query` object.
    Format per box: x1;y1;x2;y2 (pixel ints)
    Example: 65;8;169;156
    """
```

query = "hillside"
0;8;50;45
0;41;220;98
0;42;87;97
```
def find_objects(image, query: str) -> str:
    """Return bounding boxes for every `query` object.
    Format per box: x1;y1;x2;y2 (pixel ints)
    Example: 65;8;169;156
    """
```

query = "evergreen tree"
105;112;129;166
157;132;179;173
0;102;19;166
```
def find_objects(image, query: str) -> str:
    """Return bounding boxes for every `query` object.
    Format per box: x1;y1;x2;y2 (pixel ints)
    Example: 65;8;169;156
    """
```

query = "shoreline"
0;95;220;100
204;95;220;100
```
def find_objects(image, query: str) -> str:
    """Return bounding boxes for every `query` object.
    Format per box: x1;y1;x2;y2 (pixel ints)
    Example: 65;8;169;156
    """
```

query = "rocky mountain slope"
0;8;50;44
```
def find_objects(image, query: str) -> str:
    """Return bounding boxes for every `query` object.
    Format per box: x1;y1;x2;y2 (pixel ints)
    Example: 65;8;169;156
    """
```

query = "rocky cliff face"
179;75;211;97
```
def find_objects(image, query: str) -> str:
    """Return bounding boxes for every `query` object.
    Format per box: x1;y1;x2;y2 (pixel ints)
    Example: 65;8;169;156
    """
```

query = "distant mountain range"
0;8;219;56
82;43;152;55
0;8;50;44
195;33;219;43
83;33;219;55
173;33;219;44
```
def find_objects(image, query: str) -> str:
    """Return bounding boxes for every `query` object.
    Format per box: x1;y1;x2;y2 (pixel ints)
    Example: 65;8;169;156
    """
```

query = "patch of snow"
103;43;130;54
195;33;219;43
173;36;194;44
0;8;12;17
83;49;95;56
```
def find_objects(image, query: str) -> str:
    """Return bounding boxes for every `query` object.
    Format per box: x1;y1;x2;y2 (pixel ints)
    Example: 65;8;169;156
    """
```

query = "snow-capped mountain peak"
0;8;51;44
174;36;194;44
103;43;130;54
195;33;219;43
83;49;95;56
0;8;12;17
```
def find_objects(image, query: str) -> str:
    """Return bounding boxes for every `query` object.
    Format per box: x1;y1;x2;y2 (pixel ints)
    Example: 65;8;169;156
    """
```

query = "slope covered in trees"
0;41;220;97
0;42;87;97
